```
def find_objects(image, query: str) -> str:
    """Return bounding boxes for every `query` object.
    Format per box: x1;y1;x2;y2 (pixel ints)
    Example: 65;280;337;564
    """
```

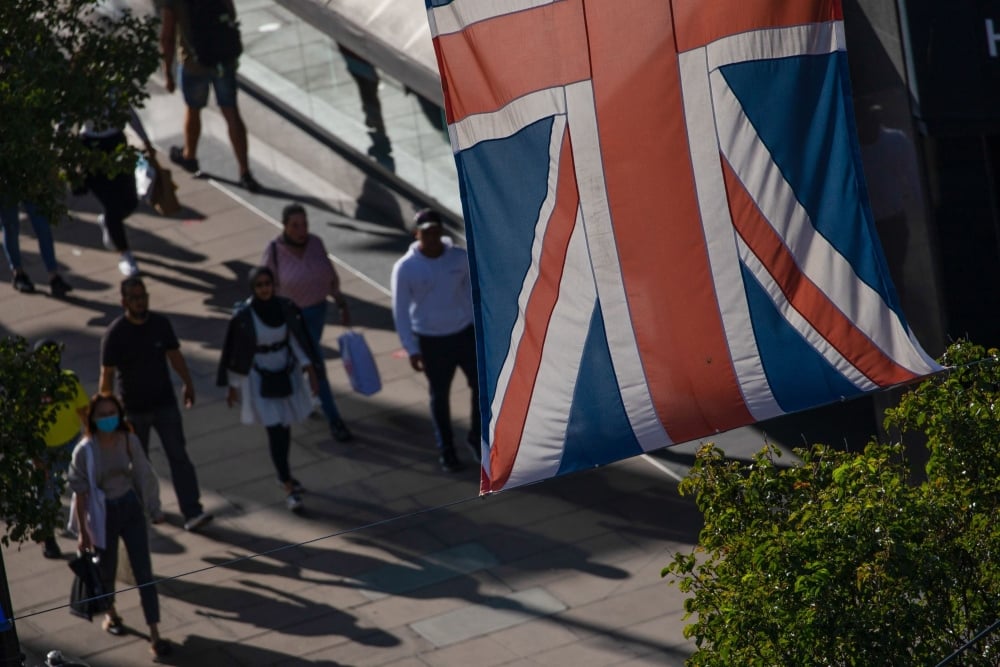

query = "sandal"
150;638;172;658
102;614;125;636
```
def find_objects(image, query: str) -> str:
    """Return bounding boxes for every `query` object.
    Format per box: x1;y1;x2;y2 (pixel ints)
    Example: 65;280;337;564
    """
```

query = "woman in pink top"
262;203;352;441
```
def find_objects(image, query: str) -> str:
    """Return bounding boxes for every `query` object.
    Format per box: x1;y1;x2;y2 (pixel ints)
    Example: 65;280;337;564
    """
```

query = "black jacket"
216;296;321;387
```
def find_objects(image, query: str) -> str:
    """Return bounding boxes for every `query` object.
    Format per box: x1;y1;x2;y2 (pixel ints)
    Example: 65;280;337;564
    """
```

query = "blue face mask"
95;415;120;433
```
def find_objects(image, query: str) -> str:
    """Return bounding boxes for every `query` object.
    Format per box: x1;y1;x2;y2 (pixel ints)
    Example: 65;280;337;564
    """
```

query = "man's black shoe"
169;145;200;173
12;272;35;294
49;274;72;298
439;452;465;473
238;171;262;193
42;537;62;559
330;418;353;442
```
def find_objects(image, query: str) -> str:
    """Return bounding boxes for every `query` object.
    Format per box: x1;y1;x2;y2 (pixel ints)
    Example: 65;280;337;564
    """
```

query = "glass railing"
235;0;462;216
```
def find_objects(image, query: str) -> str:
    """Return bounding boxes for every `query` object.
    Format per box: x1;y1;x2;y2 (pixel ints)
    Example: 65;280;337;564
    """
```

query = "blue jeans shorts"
179;62;238;109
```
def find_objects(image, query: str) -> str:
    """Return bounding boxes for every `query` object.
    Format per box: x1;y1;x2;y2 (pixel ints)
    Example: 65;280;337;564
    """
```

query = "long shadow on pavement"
150;634;351;666
158;456;700;658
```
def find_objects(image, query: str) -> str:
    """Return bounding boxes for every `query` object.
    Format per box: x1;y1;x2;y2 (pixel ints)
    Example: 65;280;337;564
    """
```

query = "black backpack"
187;0;243;68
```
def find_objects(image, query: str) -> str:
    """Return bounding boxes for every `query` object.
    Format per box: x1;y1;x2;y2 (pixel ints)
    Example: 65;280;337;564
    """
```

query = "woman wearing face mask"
217;266;321;512
67;394;170;658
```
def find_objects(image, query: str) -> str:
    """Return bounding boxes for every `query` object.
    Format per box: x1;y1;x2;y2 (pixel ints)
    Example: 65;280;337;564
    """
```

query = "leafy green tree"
0;0;159;220
0;337;75;546
664;340;1000;666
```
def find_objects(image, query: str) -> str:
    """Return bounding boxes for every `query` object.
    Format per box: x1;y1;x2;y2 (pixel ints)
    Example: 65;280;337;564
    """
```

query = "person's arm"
67;445;93;551
99;365;116;396
261;239;277;273
329;265;351;327
390;261;422;371
159;6;177;93
304;365;319;395
166;348;195;407
74;490;92;551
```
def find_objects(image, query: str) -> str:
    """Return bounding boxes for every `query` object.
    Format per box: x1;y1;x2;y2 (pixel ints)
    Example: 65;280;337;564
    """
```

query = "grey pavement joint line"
11;492;482;624
357;542;500;600
409;587;567;647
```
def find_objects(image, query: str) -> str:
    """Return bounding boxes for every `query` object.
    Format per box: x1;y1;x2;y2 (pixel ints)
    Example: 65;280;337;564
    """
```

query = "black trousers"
83;131;137;252
417;324;480;453
266;424;292;482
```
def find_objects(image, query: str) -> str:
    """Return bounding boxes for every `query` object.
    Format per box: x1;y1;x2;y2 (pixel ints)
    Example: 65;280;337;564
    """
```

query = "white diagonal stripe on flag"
565;80;671;451
506;213;595;489
702;20;845;69
485;114;568;459
712;69;934;375
736;234;880;391
679;45;783;422
449;87;567;152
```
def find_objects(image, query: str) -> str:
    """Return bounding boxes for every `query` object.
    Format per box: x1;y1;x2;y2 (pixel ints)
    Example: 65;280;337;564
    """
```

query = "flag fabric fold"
426;0;942;494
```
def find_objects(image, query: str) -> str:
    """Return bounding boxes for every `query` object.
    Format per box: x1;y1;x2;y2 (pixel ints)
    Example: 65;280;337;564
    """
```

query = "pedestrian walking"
80;107;153;277
158;0;261;192
67;393;172;658
391;209;481;473
98;277;213;531
217;266;321;512
34;338;90;559
262;202;352;442
1;201;73;296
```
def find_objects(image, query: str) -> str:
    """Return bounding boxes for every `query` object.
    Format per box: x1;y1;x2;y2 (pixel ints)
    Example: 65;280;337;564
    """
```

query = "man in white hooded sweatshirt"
391;209;481;473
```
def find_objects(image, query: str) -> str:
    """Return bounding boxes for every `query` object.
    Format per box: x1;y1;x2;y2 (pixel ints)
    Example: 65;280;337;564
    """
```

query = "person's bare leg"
219;106;249;176
183;106;201;161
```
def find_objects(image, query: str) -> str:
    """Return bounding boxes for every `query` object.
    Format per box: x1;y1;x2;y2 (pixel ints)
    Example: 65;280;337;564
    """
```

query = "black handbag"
254;361;294;398
254;334;295;398
68;552;110;621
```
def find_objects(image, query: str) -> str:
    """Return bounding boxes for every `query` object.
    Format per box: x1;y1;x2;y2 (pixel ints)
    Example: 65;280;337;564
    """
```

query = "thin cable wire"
12;492;486;623
13;357;990;622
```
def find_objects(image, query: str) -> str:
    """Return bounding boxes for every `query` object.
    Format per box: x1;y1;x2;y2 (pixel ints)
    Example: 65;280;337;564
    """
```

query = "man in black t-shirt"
100;277;212;531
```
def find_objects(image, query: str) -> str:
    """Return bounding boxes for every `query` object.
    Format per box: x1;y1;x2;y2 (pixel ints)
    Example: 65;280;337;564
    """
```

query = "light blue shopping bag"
338;331;381;396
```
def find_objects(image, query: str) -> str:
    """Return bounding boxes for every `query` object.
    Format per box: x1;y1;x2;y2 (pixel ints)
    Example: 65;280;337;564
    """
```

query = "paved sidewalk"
2;116;702;665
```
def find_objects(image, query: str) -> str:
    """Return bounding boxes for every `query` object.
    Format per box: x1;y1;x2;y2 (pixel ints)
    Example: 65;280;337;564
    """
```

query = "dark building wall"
843;0;949;355
846;0;1000;350
923;134;1000;345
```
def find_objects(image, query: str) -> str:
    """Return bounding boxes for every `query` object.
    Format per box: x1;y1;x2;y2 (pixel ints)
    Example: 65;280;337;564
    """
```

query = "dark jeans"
417;324;480;453
100;489;159;625
266;424;292;482
300;301;342;423
0;201;57;272
127;402;204;520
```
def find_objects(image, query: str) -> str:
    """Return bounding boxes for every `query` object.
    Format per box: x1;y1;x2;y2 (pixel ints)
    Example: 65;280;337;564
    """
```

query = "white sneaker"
118;251;139;277
98;214;115;250
286;493;303;512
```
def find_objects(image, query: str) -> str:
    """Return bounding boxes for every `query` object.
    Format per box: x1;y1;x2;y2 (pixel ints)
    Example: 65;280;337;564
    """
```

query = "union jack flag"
426;0;941;493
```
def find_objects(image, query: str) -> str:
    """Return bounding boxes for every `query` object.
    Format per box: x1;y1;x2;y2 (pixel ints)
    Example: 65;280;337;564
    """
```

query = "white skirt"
236;314;313;427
